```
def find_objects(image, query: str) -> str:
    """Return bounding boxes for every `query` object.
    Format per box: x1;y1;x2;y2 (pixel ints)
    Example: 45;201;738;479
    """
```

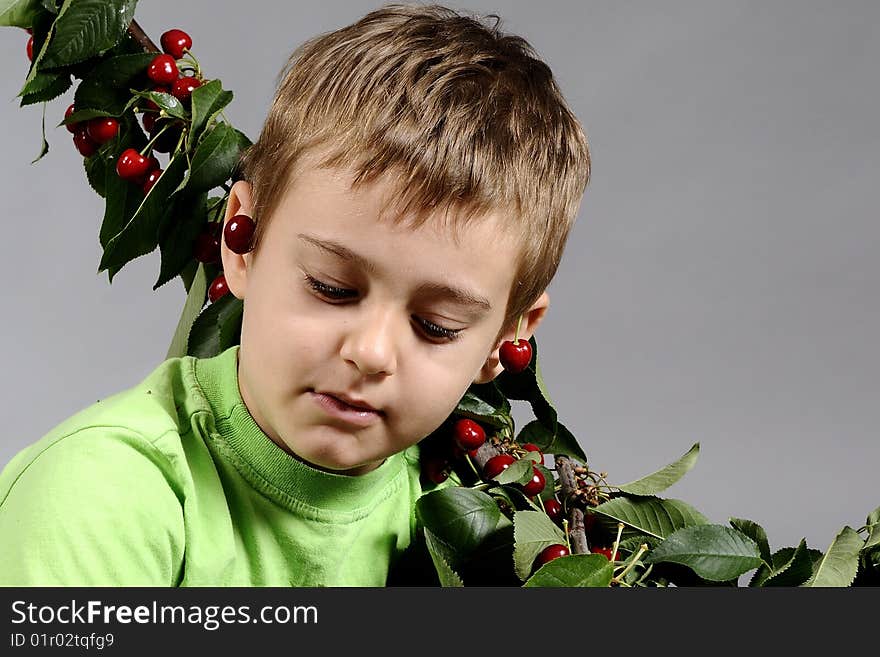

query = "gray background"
2;1;877;561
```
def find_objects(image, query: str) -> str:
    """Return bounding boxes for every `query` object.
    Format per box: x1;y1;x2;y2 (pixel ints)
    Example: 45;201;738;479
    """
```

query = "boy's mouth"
308;390;384;426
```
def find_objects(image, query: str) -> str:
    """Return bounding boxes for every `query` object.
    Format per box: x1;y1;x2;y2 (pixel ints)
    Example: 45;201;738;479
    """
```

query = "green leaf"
864;506;880;550
415;487;501;556
99;154;188;281
455;390;511;430
616;443;700;496
129;89;189;121
20;69;70;105
802;526;864;587
729;517;772;566
187;80;233;150
83;146;108;197
492;457;533;486
187;123;243;193
31;101;49;164
72;53;155;116
40;0;137;68
424;528;464;587
513;510;567;581
0;0;43;27
643;524;764;582
154;192;208;290
593;496;709;540
166;263;208;359
524;554;614;588
749;539;815;587
516;420;586;463
187;292;243;358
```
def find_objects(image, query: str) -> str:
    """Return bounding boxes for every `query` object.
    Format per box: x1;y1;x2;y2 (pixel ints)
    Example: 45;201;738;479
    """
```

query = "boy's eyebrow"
297;233;493;312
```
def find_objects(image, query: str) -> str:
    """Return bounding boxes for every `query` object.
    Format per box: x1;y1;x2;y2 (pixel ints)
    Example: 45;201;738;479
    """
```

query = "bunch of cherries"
62;29;199;194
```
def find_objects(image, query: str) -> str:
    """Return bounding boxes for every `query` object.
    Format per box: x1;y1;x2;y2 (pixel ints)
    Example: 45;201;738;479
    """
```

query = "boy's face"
222;158;548;476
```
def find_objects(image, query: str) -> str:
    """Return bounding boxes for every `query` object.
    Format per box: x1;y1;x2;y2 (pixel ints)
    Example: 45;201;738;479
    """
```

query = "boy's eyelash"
302;274;463;342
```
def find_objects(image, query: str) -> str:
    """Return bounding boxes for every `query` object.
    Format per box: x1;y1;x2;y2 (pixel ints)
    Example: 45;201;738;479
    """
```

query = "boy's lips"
309;391;383;428
320;391;382;413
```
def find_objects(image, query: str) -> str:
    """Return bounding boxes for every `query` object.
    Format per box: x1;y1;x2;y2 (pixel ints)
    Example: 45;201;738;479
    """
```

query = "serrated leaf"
20;70;70;105
154;192;208;290
593;496;709;540
864;506;880;550
187;80;233;150
415;487;501;557
41;0;137;68
424;528;464;587
0;0;42;27
18;68;64;97
616;443;700;496
516;420;586;463
524;554;614;588
187;122;243;193
166;263;208;359
617;534;661;554
802;526;864;587
455;390;511;430
99;154;188;281
513;510;567;581
643;524;764;582
492;457;533;485
130;89;188;121
729;517;772;566
187;293;242;358
74;53;156;116
749;539;814;587
82;145;110;197
63;108;115;127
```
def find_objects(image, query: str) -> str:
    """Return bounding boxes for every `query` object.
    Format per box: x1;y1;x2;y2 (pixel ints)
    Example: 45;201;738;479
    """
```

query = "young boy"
0;3;590;586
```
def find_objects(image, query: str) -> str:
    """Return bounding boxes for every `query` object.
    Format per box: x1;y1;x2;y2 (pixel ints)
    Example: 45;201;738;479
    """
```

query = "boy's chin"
290;448;384;477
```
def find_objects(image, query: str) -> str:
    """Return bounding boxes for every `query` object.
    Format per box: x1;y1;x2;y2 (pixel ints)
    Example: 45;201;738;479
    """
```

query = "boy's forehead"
279;158;516;250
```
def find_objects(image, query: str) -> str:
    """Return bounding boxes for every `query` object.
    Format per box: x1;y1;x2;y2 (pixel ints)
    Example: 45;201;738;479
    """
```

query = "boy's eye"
304;274;357;300
303;274;463;343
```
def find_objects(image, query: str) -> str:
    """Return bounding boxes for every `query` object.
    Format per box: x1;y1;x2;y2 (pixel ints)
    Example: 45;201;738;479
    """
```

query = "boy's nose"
339;307;398;376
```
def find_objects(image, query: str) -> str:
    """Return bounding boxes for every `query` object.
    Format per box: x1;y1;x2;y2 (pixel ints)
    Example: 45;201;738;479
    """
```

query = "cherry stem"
611;543;649;585
140;121;172;155
513;314;523;342
464;453;481;480
611;522;624;562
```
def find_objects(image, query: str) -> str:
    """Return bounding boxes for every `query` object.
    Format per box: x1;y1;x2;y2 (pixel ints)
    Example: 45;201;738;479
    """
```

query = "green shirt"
0;346;452;586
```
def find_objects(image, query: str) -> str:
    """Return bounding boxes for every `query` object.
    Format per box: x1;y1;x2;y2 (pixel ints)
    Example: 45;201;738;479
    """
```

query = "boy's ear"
474;291;550;384
220;180;255;300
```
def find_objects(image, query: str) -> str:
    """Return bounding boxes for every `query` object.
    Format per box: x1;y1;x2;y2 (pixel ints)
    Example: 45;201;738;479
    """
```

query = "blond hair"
237;3;591;334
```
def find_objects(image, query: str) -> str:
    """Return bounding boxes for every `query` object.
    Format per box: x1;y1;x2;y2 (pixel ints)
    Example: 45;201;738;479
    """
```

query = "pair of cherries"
205;214;255;303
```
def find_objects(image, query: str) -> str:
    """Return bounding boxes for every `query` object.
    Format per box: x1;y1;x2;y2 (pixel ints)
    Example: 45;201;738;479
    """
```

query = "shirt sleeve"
0;427;186;586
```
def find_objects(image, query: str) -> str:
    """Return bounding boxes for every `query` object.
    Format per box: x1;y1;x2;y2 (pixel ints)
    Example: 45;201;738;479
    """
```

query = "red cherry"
522;442;543;464
160;28;192;59
521;466;546;497
25;28;33;35
208;274;230;303
483;453;516;480
147;54;179;85
142;169;163;194
86;117;119;145
583;511;596;533
422;456;449;484
544;498;563;523
193;224;222;264
64;104;77;133
142;112;156;133
452;418;486;451
26;36;33;61
72;128;97;157
223;214;256;254
116;148;151;181
534;544;570;569
171;76;201;104
591;546;615;561
499;338;533;373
